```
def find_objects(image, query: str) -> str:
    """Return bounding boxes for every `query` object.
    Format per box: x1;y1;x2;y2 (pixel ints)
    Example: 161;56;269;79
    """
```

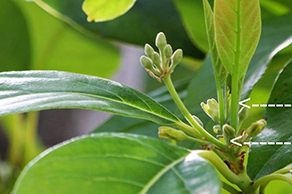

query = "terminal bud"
155;32;167;50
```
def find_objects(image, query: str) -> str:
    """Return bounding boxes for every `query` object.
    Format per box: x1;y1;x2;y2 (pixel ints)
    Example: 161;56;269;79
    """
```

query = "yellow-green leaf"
214;0;261;80
82;0;136;22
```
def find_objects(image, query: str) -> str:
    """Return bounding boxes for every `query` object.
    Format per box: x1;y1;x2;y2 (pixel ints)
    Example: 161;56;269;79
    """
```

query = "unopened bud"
200;98;220;122
192;115;204;127
151;52;161;68
223;124;236;138
144;44;154;57
213;125;221;134
158;126;188;142
238;107;249;124
163;44;173;58
171;49;183;66
155;32;167;49
140;56;153;69
246;119;267;138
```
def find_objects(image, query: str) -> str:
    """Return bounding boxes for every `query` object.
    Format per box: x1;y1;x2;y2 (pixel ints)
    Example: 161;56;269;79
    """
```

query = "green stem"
198;150;240;185
259;183;268;194
273;167;292;174
163;75;227;150
230;73;239;131
222;182;241;194
253;174;292;191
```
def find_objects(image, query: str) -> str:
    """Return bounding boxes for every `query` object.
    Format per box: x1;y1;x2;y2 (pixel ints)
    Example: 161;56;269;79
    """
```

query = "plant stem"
252;174;292;191
273;167;292;174
222;182;241;194
198;150;240;185
230;73;239;131
163;75;227;150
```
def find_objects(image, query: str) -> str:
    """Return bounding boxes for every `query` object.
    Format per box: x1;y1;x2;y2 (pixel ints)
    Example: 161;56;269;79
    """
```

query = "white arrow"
230;136;243;146
239;98;251;109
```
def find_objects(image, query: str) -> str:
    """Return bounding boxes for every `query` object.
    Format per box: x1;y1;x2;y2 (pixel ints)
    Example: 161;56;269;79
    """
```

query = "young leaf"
0;71;179;125
247;59;292;180
203;0;227;86
214;0;261;80
13;133;221;194
82;0;136;22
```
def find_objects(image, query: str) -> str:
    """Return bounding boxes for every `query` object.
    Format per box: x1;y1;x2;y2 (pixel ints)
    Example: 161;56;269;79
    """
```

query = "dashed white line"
243;142;291;146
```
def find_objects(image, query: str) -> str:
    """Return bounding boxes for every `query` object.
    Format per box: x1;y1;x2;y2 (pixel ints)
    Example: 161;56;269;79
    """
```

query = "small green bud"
155;32;167;49
144;44;154;57
223;124;236;138
192;115;204;127
158;126;188;142
246;119;267;138
213;125;221;134
238;107;249;127
200;98;220;122
151;52;161;68
140;56;153;69
163;44;173;59
171;49;183;66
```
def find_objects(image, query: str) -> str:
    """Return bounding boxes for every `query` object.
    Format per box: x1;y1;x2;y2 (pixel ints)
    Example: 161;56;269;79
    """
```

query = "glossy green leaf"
172;0;209;52
93;80;189;138
0;71;179;125
15;0;120;77
185;14;292;125
34;0;204;58
214;0;261;80
247;59;292;180
13;133;221;194
0;0;30;71
83;0;136;22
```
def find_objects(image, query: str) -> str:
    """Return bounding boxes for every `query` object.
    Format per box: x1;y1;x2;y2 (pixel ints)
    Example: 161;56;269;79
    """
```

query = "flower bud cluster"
140;32;183;81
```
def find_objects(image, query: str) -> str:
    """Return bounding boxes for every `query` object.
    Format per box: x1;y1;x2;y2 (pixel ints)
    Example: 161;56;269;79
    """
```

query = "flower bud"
200;98;220;122
213;125;221;134
144;44;154;57
151;52;161;68
171;49;183;66
140;56;153;69
246;119;267;138
192;115;204;127
155;32;167;50
223;124;236;137
238;107;249;125
158;126;188;142
163;44;173;59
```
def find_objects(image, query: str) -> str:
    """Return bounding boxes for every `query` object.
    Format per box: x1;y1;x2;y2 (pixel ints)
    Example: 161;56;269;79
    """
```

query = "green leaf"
203;0;227;86
247;59;292;180
34;0;204;58
82;0;136;22
172;0;209;52
15;0;120;78
0;71;179;125
0;0;31;71
185;14;292;125
13;133;221;194
214;0;261;80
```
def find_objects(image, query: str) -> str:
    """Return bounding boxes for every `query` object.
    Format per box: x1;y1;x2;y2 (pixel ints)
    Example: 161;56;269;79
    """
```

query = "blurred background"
0;0;292;193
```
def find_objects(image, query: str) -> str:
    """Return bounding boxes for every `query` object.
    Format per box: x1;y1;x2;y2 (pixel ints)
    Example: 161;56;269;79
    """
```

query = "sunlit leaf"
214;0;261;80
82;0;136;22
